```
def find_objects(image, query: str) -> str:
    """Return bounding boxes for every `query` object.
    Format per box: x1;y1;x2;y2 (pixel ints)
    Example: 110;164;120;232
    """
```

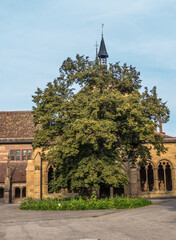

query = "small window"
10;150;15;161
10;150;20;161
22;150;32;160
16;150;20;161
22;150;27;160
28;150;32;159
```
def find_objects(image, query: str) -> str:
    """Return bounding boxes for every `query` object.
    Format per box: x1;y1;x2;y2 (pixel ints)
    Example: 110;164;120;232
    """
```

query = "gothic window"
15;188;21;198
140;166;146;191
48;166;54;193
158;160;172;191
166;163;172;191
148;163;154;191
140;162;154;192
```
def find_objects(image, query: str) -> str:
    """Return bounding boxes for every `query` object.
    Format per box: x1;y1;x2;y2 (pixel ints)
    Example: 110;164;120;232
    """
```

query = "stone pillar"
130;164;138;197
4;176;10;203
136;167;141;195
172;167;176;192
154;167;158;191
110;187;114;197
26;149;42;199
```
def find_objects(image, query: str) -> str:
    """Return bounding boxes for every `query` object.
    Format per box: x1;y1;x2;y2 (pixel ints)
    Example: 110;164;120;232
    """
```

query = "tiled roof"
154;131;176;143
0;163;27;183
98;36;109;58
0;111;34;143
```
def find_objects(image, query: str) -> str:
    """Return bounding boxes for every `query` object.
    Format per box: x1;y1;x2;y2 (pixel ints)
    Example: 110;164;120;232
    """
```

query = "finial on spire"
102;23;104;36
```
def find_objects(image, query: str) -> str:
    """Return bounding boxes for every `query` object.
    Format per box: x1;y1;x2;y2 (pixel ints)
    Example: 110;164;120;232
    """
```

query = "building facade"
0;111;34;203
1;35;176;202
26;135;176;200
1;114;176;202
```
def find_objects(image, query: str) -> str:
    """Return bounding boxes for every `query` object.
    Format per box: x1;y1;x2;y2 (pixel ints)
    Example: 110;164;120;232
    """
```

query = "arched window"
22;187;26;198
140;162;154;192
15;188;20;198
48;166;54;193
140;166;146;191
158;160;172;191
148;163;154;191
0;188;4;198
166;163;172;191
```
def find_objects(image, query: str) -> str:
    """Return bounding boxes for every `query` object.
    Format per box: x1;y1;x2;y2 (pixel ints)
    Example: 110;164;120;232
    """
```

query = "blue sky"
0;0;176;135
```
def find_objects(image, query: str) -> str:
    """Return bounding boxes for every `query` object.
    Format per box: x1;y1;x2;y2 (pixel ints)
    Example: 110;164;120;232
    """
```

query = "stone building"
0;111;34;203
1;34;176;202
25;132;176;199
26;34;176;200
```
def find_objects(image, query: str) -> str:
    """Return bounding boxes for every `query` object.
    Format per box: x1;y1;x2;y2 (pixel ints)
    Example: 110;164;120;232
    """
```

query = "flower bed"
19;195;152;211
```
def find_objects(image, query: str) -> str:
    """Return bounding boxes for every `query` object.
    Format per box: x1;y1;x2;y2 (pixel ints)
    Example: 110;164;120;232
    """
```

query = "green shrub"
19;195;152;211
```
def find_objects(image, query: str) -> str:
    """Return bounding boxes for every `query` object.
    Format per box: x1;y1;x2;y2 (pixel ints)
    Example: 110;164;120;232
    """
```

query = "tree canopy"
32;55;170;192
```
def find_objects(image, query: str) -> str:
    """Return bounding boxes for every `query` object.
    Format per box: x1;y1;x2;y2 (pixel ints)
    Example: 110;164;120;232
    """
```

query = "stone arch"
48;166;54;193
140;161;154;192
15;188;21;198
158;159;172;191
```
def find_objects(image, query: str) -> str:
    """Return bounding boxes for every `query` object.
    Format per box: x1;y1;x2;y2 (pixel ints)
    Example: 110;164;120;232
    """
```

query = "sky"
0;0;176;136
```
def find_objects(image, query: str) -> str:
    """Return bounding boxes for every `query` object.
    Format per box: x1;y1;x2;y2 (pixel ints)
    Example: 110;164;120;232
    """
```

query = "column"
110;187;114;197
154;167;158;191
130;164;138;197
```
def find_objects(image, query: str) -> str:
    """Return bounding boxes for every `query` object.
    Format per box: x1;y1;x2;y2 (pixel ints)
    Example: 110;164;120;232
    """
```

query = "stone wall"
0;143;32;203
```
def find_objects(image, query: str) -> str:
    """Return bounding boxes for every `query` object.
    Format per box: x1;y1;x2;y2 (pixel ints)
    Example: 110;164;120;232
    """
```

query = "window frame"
10;149;32;161
10;150;20;161
22;149;32;161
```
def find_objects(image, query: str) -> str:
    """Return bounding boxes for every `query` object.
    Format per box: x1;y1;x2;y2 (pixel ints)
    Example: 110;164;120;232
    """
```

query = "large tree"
32;55;170;193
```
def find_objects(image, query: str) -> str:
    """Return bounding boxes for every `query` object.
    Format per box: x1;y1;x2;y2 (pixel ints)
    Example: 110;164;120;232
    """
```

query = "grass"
19;195;152;211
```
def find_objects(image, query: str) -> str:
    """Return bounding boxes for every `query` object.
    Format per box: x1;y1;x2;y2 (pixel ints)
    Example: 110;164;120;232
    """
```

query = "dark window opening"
166;163;172;191
22;187;26;197
15;188;20;198
0;188;4;198
48;166;54;193
148;163;154;191
140;166;146;191
114;187;124;196
100;185;110;198
158;163;164;191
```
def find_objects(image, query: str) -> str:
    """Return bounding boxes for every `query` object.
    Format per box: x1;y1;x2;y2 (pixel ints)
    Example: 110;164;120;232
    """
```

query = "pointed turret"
98;24;108;65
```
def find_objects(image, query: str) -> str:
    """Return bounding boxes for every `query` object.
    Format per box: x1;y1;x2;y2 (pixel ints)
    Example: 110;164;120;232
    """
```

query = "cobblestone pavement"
0;199;176;240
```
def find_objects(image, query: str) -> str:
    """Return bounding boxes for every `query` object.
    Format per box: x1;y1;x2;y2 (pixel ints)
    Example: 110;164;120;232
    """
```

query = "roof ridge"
0;110;32;113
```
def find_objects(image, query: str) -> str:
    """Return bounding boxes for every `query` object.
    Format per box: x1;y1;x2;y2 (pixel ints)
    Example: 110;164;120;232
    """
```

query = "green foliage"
19;196;152;211
32;55;170;192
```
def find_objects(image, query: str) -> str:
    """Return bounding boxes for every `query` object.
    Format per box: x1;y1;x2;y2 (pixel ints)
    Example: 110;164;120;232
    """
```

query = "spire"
98;24;109;65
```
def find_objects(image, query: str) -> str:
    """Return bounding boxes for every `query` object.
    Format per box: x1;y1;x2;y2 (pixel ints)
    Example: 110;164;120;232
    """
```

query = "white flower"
58;203;61;206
